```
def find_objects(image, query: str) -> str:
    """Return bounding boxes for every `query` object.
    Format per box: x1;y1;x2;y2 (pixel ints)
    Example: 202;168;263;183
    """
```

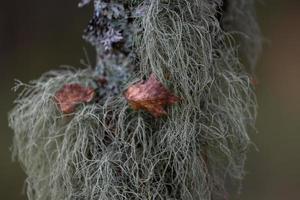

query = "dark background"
1;1;299;199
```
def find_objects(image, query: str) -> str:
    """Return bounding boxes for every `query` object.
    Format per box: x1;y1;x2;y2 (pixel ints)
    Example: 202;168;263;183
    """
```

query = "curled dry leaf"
54;83;95;114
124;73;180;118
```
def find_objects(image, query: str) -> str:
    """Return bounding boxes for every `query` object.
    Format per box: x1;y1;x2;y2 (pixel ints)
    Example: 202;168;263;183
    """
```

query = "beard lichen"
9;0;261;199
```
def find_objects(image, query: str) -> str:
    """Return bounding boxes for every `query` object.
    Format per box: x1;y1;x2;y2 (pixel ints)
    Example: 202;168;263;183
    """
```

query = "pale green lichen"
9;0;260;199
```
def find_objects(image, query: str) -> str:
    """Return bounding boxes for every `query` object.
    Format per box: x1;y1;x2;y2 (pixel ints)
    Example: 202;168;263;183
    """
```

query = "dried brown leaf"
54;83;95;114
124;73;180;118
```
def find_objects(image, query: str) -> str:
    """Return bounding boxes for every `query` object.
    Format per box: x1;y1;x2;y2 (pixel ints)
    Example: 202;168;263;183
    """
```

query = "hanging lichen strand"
9;0;261;200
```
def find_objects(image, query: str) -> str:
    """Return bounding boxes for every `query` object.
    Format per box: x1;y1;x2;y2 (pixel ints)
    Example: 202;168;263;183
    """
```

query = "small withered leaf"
124;73;180;118
54;83;95;114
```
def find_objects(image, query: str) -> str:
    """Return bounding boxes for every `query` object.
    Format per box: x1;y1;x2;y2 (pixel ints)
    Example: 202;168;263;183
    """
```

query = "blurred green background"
0;1;299;199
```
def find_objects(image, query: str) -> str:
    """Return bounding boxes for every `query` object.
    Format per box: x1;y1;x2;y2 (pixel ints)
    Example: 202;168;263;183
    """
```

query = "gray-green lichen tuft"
9;0;261;199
